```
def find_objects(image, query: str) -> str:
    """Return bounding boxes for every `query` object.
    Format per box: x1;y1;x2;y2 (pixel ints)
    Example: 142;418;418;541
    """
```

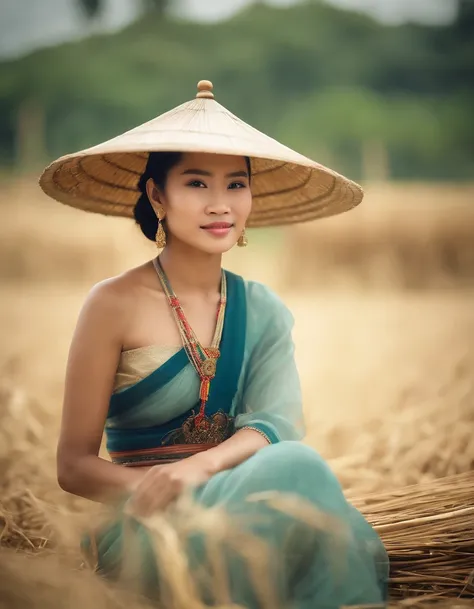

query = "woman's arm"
57;280;148;504
127;428;268;516
188;427;269;474
128;425;279;517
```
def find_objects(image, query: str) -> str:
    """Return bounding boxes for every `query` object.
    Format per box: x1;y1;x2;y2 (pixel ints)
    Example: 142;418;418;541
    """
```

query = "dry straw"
283;183;474;291
1;380;473;605
326;371;474;496
352;472;474;599
349;601;474;608
39;80;363;227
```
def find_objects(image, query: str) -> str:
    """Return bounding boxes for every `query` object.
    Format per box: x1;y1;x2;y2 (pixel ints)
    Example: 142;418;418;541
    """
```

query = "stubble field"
0;177;473;606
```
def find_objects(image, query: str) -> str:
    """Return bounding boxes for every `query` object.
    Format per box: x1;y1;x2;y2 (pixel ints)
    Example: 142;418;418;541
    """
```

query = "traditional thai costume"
40;80;389;608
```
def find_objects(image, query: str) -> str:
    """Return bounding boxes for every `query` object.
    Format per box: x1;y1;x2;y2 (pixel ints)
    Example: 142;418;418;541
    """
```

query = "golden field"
0;177;473;606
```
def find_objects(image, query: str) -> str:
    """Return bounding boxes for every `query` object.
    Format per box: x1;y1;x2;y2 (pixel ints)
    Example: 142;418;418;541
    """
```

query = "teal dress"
83;271;389;608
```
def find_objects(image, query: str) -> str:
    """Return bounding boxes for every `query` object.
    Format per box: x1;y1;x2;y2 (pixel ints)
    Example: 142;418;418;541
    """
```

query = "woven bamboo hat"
39;80;363;227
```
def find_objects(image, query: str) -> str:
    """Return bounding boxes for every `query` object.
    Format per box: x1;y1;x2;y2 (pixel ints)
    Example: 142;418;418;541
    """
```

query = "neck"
157;241;223;296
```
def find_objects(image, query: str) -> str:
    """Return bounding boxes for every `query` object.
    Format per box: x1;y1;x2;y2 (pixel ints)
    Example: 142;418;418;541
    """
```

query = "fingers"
126;466;183;518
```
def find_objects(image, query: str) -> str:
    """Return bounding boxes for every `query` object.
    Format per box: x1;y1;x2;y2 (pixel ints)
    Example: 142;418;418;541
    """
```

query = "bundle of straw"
349;600;474;608
387;601;474;608
351;472;474;599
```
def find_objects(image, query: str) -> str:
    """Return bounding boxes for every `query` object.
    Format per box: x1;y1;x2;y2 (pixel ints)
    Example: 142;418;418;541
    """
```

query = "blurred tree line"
77;0;169;19
0;0;473;181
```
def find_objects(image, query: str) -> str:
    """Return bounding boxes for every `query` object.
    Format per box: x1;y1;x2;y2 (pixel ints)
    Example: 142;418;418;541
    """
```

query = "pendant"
201;357;217;377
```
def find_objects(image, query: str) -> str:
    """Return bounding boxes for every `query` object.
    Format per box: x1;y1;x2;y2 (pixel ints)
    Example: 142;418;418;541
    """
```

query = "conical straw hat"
39;80;363;227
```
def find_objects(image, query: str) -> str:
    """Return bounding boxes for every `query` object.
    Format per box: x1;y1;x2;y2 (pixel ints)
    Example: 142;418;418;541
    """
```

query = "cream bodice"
113;345;181;393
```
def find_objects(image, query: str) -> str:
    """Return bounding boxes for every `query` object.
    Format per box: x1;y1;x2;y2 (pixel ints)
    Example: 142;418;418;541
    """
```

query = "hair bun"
133;151;183;242
134;193;158;242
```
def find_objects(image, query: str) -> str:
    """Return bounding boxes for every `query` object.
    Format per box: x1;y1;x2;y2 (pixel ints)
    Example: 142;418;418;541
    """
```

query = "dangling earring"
155;206;166;249
237;228;248;248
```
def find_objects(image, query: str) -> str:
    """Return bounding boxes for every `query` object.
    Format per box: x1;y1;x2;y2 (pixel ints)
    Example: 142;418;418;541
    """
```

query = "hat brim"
39;97;363;227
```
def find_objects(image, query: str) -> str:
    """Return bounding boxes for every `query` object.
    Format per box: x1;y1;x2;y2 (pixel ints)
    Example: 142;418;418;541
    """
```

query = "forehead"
177;152;248;172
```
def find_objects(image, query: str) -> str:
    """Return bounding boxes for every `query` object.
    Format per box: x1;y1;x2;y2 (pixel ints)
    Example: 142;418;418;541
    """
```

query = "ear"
145;178;164;216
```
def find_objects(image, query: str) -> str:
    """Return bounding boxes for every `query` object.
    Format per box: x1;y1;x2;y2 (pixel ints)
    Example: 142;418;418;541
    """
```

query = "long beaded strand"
153;257;226;427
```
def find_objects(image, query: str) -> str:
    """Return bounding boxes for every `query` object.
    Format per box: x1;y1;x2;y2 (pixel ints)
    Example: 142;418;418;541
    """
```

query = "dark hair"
134;152;183;241
133;151;252;242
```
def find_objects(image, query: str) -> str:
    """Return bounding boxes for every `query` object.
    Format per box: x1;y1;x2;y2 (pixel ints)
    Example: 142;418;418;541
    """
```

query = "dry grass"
353;473;474;599
283;183;474;290
0;177;473;606
354;602;474;608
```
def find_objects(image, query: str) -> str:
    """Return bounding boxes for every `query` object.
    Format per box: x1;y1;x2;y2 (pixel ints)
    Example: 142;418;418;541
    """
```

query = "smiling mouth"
201;222;234;229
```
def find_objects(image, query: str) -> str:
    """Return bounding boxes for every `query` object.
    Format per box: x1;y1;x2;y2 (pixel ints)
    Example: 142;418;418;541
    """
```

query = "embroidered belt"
109;443;218;467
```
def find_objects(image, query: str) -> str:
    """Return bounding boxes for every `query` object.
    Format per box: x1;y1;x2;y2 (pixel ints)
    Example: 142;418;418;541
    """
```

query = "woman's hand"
125;453;215;517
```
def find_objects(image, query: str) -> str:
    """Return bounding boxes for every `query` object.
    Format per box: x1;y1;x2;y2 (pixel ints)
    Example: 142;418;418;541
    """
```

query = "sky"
0;0;460;60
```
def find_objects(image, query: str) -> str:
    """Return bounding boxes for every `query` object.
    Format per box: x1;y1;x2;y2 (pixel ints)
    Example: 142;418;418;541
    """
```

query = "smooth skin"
57;153;270;517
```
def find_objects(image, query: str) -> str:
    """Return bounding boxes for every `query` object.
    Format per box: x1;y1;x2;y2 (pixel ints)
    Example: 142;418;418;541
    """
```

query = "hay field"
283;183;474;291
0;177;473;604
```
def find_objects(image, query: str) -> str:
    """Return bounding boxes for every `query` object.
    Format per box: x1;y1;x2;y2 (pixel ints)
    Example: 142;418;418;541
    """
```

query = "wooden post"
15;98;46;170
362;138;390;183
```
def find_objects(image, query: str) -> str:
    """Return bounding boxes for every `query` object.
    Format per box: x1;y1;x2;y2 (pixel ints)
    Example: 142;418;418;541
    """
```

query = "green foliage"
1;0;473;180
143;0;170;13
77;0;170;19
77;0;101;19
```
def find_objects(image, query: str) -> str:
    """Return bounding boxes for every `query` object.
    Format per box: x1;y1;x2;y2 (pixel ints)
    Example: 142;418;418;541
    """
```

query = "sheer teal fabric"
232;280;305;443
82;273;389;608
106;277;303;447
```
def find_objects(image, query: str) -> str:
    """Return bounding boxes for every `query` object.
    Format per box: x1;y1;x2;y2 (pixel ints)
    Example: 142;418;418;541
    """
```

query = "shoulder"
244;279;285;309
243;279;294;327
78;263;152;328
224;270;293;328
85;266;142;308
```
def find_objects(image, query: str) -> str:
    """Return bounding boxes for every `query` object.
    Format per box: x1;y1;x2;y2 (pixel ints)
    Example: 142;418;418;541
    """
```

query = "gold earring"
237;228;248;248
155;207;166;249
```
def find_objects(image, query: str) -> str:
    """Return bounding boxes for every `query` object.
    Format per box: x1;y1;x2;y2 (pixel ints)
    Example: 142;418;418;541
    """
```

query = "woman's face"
146;152;252;255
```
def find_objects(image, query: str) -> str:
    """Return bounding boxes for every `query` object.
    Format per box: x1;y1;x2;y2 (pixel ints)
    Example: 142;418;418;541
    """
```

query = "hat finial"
196;80;214;99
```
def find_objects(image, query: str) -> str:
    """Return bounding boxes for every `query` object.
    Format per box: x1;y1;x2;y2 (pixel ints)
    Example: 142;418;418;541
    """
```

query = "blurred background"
0;0;473;558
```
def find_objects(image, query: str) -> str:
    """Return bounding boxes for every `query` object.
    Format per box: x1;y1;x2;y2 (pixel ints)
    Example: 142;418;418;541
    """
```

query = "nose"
205;193;231;216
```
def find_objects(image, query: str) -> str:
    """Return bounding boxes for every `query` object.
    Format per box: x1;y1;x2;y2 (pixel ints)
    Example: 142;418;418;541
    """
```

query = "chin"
187;231;237;255
194;232;238;255
199;242;236;255
171;233;235;255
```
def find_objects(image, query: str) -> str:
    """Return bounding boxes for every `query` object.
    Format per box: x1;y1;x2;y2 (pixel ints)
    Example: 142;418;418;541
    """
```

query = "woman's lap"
195;442;388;605
84;442;389;607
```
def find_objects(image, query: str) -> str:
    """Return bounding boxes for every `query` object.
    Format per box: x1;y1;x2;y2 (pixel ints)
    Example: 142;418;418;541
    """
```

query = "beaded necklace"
153;257;227;428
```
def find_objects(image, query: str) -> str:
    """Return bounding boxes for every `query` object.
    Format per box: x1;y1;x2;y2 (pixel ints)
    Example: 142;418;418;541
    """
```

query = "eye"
187;180;206;188
228;181;247;190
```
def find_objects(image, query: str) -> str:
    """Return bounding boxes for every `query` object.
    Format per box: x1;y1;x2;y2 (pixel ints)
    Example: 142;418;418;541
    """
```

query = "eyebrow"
181;169;249;179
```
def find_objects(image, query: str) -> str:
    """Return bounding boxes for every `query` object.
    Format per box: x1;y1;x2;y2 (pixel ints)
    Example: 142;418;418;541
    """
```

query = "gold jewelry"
237;228;248;248
155;206;166;249
153;257;226;429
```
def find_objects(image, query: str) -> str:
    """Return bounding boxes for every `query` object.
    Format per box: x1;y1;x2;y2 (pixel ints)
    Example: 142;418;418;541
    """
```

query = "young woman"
40;81;389;608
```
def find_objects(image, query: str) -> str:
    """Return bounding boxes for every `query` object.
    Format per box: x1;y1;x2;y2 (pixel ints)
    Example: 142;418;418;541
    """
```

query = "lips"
201;222;234;238
201;222;233;229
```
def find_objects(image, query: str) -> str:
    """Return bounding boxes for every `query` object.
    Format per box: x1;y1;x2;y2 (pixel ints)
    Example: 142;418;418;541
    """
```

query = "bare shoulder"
77;261;156;338
87;261;153;304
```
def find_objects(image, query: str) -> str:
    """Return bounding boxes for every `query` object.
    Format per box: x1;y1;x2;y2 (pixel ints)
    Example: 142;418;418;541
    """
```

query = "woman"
40;80;389;608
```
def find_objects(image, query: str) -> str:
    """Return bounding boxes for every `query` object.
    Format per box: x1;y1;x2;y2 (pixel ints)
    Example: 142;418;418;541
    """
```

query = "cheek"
166;190;198;219
237;192;253;218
